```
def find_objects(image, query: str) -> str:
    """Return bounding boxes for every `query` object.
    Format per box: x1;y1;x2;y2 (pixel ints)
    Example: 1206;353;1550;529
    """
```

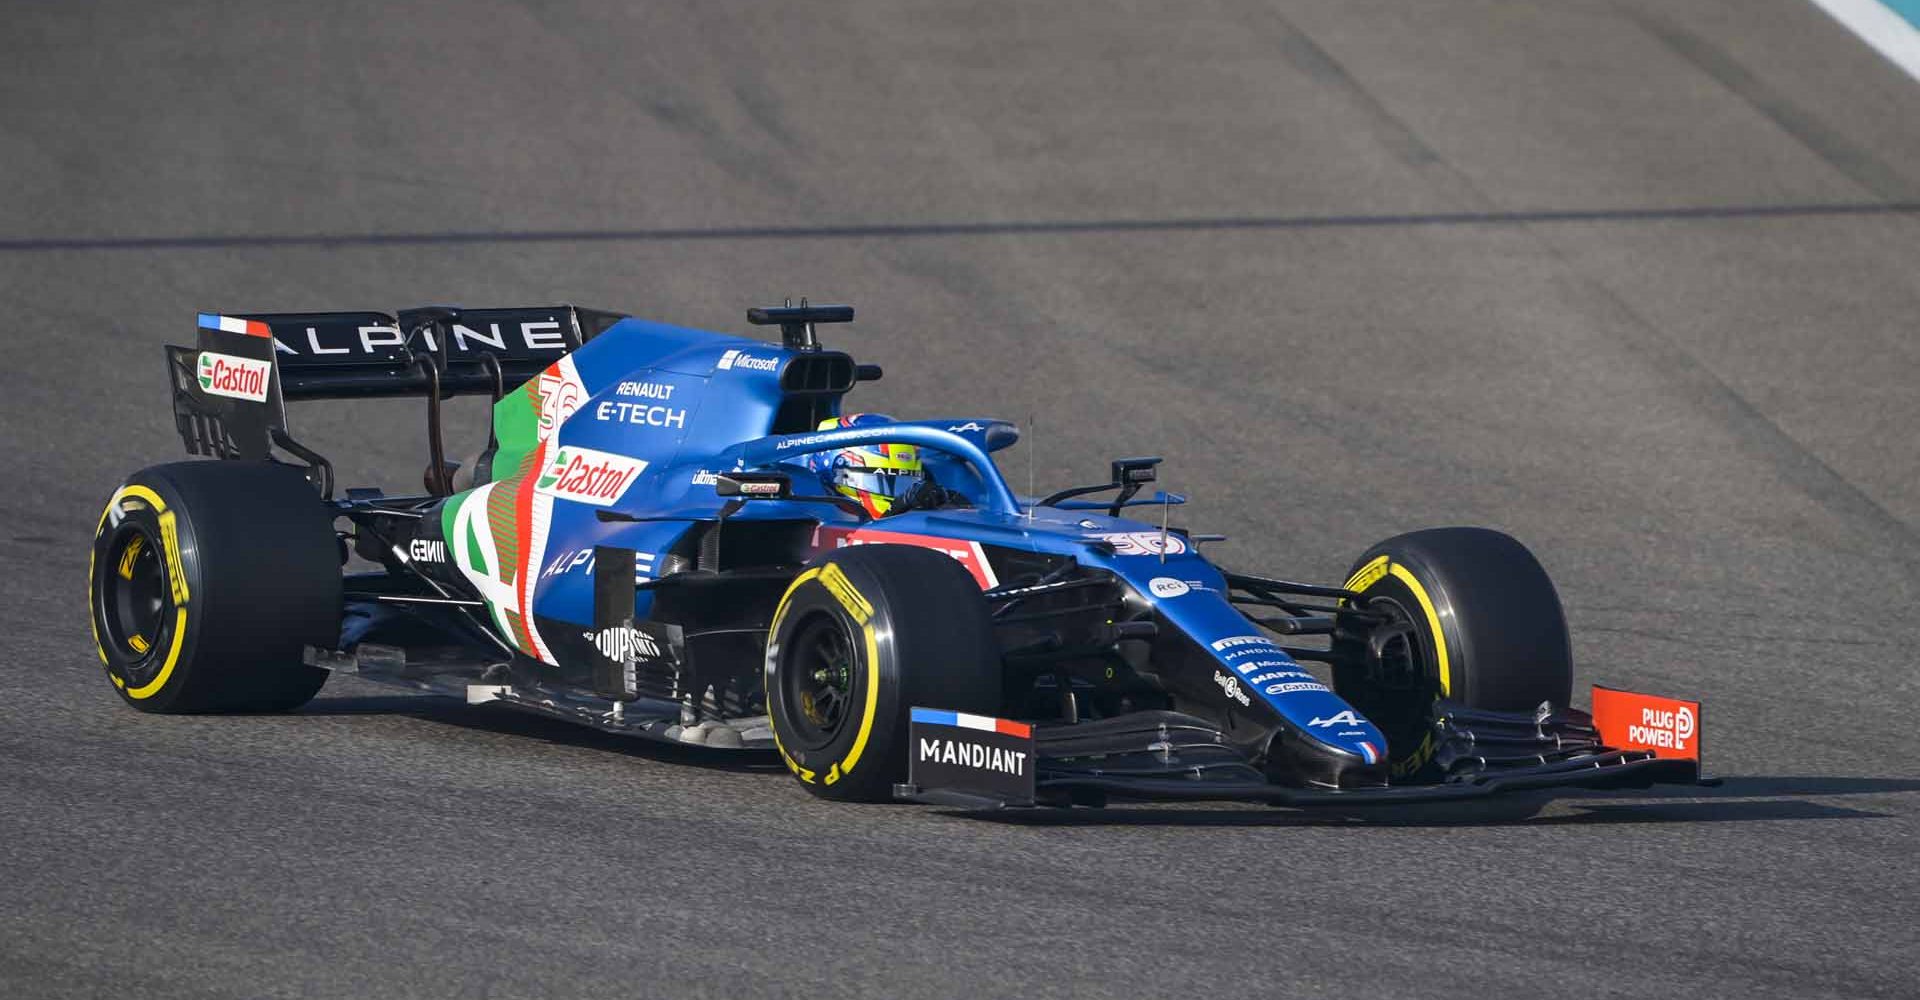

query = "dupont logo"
196;351;271;402
534;446;649;506
585;625;661;663
717;348;780;372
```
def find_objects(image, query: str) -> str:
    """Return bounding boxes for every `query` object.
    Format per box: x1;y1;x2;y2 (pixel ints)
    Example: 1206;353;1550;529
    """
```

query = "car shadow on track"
957;777;1920;828
297;694;786;775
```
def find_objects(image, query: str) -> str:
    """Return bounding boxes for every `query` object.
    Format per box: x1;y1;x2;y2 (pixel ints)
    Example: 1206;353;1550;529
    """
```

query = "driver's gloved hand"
891;480;970;514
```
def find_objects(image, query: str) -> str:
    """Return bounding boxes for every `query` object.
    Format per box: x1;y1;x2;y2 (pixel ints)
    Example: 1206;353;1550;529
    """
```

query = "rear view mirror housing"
1111;456;1161;487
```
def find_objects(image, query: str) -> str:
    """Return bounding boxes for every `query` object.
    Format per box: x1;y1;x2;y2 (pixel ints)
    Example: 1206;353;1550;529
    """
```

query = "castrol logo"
196;351;271;402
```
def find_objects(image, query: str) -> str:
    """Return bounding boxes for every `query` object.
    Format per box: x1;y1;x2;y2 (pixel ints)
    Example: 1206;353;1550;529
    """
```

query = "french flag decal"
196;313;272;338
1358;741;1380;765
909;707;1031;738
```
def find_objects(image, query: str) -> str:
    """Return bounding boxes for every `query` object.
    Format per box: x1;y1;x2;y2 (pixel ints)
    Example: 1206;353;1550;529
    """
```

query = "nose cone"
1264;713;1391;789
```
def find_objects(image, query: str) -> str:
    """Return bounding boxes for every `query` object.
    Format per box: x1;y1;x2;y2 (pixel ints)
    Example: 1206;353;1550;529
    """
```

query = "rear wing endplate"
166;305;626;489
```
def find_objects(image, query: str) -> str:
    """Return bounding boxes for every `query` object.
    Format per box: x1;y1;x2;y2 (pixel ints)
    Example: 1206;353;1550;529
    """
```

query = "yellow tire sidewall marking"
1386;563;1450;698
89;496;109;664
1343;554;1390;593
824;621;880;786
98;484;192;701
818;562;872;624
124;609;188;700
1390;729;1436;779
157;510;189;605
768;563;885;788
768;569;821;782
117;534;144;580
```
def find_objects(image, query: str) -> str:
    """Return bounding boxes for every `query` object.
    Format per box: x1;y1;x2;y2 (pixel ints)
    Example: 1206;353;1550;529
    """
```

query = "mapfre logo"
535;446;648;506
196;351;271;402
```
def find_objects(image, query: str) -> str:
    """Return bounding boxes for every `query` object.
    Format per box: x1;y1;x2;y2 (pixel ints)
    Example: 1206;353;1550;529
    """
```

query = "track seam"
2;202;1917;253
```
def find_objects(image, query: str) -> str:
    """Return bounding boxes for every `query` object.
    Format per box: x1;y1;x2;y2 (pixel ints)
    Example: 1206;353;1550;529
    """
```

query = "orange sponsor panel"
1590;686;1702;762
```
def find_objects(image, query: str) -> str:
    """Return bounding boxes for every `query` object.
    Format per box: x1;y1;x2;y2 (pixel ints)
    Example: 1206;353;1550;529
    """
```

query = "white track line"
1807;0;1920;83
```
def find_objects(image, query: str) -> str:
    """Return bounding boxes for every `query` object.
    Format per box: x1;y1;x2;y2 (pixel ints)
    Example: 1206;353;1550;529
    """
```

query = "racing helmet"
807;413;924;518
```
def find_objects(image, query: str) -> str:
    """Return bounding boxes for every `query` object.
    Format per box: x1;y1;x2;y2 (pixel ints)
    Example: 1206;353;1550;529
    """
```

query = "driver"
804;413;963;517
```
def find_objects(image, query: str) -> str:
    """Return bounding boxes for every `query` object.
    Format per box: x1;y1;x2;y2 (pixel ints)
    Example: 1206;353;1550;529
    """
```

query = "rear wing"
166;305;626;489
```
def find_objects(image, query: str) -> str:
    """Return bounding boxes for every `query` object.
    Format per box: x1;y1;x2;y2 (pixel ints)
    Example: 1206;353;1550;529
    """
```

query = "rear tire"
766;544;1002;802
88;461;340;713
1332;527;1572;782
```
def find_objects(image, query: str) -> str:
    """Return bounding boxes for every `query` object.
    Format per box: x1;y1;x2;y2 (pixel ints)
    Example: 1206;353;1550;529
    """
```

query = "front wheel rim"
781;612;859;751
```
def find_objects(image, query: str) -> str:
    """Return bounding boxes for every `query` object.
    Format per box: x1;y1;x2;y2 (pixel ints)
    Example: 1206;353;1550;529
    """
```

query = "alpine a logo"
196;351;271;402
534;446;648;506
585;625;660;663
717;349;780;372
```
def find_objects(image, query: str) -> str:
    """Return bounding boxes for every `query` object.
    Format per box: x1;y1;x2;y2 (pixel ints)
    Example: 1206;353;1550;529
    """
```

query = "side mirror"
716;472;792;499
1108;457;1161;517
1111;456;1160;486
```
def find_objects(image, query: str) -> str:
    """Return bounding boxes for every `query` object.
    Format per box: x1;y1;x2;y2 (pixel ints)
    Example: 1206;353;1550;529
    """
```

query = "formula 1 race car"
88;302;1706;808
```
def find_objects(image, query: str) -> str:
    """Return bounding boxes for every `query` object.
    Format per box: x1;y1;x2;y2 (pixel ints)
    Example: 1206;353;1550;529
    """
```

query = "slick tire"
89;461;339;713
1331;527;1572;782
766;544;1001;802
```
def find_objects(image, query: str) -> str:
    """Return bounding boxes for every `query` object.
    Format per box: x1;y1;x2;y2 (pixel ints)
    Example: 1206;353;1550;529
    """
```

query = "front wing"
895;693;1710;810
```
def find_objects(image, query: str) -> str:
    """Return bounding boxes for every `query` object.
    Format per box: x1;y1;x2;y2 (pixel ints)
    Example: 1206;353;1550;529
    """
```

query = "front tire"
1332;527;1572;782
88;461;340;713
766;544;1002;802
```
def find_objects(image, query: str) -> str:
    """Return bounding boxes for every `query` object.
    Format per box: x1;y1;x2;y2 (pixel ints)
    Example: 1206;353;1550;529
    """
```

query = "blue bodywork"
477;315;1388;771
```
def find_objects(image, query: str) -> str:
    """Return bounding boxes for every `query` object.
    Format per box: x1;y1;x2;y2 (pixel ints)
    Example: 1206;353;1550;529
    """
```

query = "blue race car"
89;302;1704;808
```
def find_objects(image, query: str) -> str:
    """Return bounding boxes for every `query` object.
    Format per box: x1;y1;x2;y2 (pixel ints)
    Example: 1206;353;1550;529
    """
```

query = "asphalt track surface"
4;2;1920;997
